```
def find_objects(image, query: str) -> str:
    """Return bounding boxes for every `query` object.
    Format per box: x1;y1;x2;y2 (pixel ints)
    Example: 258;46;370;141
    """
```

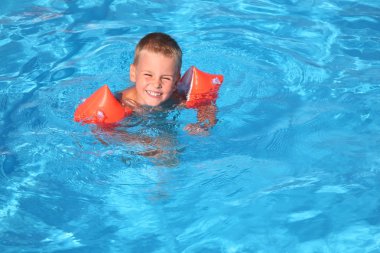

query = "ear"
129;64;136;82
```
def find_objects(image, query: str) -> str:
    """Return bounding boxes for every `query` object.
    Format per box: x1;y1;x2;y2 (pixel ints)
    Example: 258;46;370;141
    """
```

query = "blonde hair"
133;32;182;74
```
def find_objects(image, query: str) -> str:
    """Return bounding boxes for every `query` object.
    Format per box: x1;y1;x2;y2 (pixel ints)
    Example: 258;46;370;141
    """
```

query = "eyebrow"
142;71;174;77
140;69;176;77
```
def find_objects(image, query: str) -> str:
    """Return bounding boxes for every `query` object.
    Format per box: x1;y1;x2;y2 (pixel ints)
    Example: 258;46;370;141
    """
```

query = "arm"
185;103;218;135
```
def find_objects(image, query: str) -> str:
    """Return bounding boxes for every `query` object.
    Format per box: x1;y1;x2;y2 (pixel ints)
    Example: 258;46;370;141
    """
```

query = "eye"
162;76;172;81
144;73;152;77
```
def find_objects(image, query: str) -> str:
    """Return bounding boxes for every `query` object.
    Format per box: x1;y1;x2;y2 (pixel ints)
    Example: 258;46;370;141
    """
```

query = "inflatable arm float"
74;85;132;124
74;66;223;125
178;66;223;108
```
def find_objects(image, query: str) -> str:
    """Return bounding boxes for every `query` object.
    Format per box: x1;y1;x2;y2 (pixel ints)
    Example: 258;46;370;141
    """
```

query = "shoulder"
177;91;187;107
173;90;187;105
120;87;139;108
121;87;136;100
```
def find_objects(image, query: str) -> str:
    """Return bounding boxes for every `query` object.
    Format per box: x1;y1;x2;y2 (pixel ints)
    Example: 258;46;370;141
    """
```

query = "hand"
184;123;209;135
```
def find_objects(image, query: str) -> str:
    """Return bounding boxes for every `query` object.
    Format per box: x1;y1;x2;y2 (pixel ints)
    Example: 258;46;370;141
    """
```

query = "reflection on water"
1;0;380;252
92;107;183;168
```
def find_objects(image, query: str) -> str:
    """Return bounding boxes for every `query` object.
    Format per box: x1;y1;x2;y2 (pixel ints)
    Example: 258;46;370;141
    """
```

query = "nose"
152;77;162;88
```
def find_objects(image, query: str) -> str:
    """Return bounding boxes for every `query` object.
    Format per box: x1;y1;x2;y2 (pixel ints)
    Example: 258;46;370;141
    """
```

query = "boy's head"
130;33;183;107
133;32;182;75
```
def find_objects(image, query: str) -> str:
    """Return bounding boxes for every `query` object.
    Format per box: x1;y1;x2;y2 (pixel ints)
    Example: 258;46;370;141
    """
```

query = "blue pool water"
1;0;380;252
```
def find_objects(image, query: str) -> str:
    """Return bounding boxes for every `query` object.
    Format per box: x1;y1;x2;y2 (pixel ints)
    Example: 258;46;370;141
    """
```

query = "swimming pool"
1;0;380;252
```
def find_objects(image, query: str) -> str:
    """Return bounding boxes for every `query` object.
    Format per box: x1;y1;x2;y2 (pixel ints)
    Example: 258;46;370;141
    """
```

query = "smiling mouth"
146;90;162;97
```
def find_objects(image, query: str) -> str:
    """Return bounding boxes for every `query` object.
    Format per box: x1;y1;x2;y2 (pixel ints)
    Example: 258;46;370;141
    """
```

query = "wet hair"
133;32;182;74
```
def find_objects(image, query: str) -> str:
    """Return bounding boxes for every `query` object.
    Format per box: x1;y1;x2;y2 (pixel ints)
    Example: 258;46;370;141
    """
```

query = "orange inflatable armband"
74;84;132;124
178;66;223;108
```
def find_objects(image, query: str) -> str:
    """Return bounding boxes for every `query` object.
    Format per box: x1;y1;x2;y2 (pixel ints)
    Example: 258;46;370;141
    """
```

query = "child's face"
130;49;180;107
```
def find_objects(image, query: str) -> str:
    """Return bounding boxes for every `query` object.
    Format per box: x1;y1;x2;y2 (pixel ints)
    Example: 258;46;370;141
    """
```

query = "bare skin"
120;50;217;134
122;49;180;107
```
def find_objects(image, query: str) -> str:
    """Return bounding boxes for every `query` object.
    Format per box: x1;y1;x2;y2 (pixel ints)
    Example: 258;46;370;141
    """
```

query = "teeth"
146;90;162;97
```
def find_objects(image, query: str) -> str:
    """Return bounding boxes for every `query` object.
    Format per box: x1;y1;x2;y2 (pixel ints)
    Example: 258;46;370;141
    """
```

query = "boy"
120;32;217;134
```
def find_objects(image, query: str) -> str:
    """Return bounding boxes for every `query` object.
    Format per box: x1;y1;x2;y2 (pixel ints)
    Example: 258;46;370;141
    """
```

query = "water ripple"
1;1;380;252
